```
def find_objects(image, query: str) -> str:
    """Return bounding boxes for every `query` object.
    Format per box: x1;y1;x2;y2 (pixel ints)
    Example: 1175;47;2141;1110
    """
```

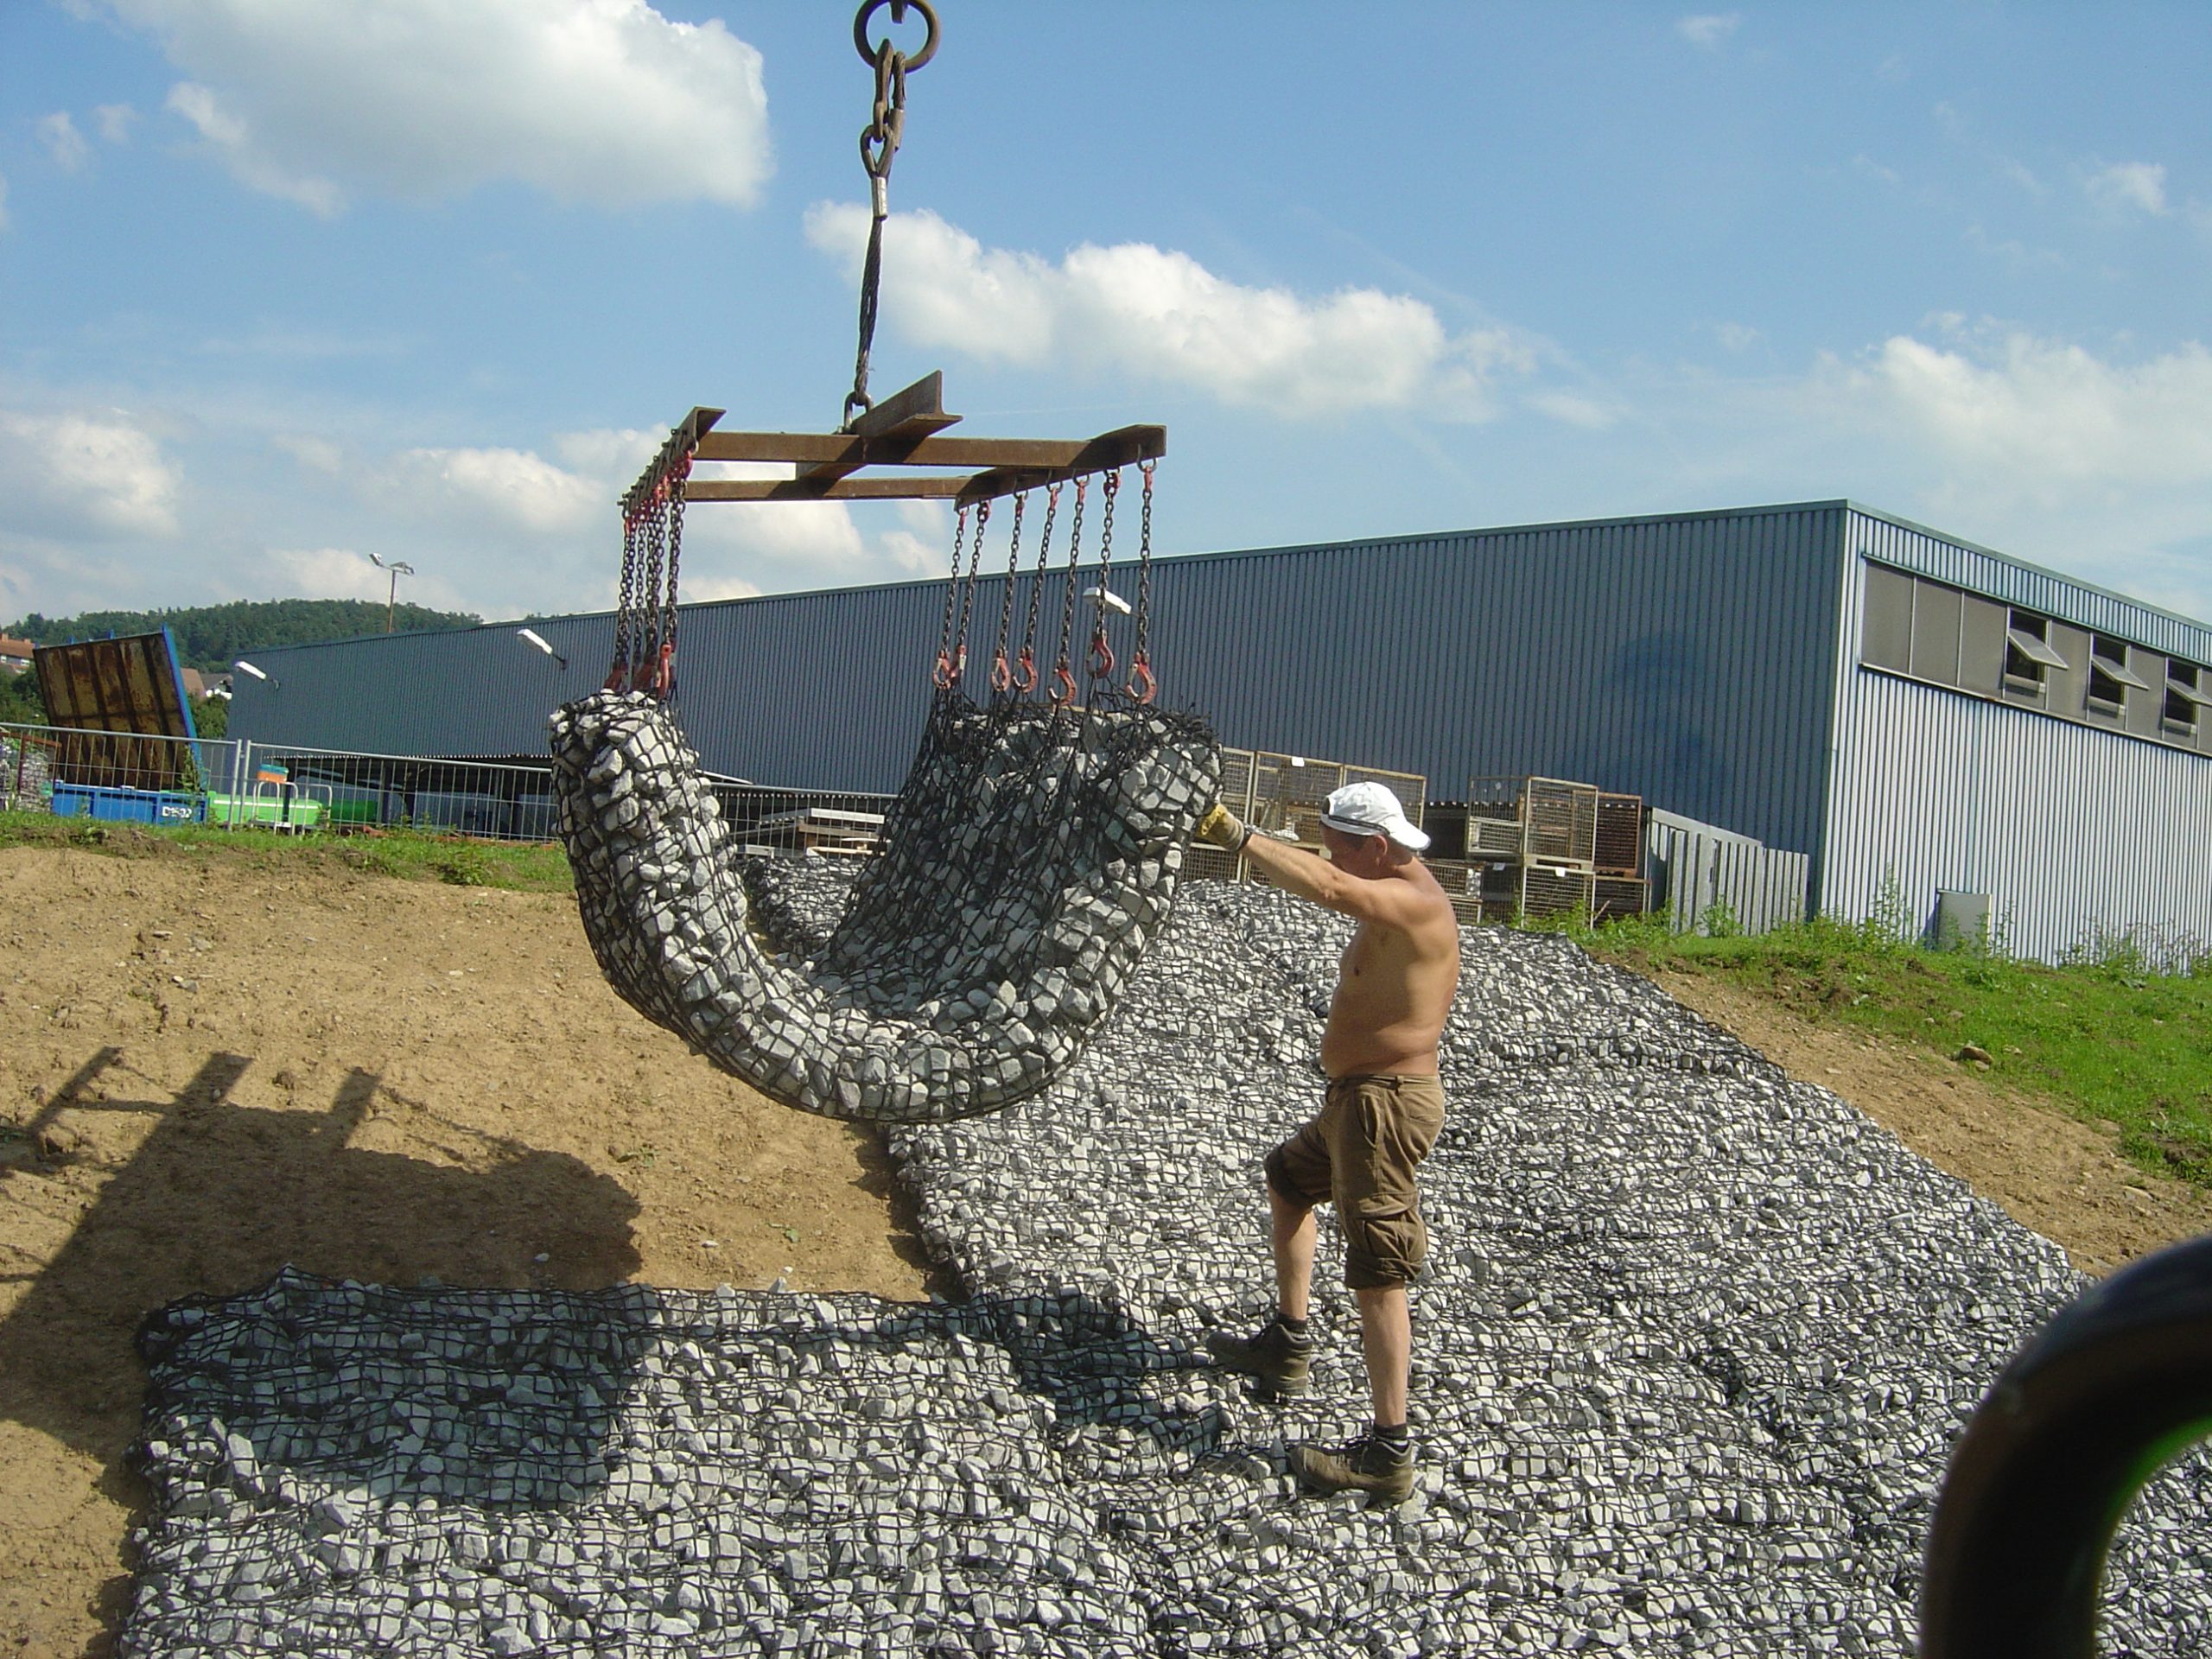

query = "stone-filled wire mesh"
549;683;1219;1124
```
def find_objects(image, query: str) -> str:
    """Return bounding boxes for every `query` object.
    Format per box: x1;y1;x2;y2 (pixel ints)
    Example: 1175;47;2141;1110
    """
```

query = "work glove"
1195;803;1254;852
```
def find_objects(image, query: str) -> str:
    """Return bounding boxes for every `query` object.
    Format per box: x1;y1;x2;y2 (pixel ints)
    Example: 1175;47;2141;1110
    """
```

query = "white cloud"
0;409;181;539
93;103;139;144
104;0;770;214
1851;154;1902;188
167;81;341;214
262;547;390;603
273;433;344;475
1769;328;2212;619
804;204;1537;420
379;445;602;536
37;112;92;174
1840;330;2212;493
2086;161;2170;217
1713;321;1761;353
1963;223;2066;271
1675;14;1740;49
1527;390;1620;430
550;427;661;480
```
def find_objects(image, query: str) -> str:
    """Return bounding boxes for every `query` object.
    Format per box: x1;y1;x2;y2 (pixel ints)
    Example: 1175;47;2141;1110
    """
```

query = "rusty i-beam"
625;372;1166;509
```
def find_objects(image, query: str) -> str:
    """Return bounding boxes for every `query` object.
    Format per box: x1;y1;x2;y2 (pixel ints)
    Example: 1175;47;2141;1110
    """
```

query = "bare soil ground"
3;846;2206;1656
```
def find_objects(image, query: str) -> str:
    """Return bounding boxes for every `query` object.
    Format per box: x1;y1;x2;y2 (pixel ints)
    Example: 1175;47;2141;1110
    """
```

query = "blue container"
50;784;207;825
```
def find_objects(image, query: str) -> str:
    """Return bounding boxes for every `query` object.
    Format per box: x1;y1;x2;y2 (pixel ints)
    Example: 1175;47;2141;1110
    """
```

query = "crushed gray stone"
120;874;2212;1657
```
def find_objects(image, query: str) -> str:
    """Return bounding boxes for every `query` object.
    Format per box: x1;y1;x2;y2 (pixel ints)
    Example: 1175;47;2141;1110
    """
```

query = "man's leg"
1288;1279;1415;1503
1269;1182;1317;1321
1353;1282;1410;1427
1209;1175;1317;1396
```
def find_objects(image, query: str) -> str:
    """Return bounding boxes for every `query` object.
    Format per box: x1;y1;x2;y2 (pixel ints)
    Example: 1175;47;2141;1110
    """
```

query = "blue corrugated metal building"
228;500;2212;962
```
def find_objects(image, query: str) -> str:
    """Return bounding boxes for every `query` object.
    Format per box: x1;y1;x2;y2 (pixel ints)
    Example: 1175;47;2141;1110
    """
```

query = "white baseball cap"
1319;780;1429;852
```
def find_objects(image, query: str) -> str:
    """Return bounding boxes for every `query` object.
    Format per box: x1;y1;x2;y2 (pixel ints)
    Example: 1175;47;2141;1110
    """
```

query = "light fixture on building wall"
517;628;568;670
233;659;277;690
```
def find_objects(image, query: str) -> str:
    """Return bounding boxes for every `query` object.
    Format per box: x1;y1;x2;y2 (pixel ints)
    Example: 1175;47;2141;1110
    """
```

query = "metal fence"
1645;808;1810;935
2;722;250;824
0;722;899;851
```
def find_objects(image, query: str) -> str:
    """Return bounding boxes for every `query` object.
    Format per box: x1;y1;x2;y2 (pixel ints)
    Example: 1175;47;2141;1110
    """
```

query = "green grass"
0;808;576;893
1554;907;2212;1189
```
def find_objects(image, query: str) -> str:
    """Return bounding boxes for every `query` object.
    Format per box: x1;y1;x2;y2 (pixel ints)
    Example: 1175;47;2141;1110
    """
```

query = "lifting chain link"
1050;478;1088;703
843;1;940;429
934;504;969;688
657;448;690;698
632;474;669;695
608;501;642;690
988;491;1027;696
1086;469;1120;686
1126;459;1158;703
948;497;989;690
1015;483;1058;696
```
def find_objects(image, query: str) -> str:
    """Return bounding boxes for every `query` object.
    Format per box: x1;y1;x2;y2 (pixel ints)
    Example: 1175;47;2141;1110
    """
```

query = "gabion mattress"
122;876;2212;1657
550;690;1217;1124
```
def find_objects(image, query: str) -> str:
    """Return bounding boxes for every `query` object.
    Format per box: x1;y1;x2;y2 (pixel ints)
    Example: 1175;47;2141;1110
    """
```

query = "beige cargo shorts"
1264;1073;1446;1290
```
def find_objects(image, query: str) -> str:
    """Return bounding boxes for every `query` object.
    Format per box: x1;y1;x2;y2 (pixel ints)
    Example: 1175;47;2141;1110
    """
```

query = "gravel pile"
122;874;2211;1656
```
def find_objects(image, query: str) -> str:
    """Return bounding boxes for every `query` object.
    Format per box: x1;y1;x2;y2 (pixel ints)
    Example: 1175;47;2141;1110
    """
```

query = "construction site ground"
3;842;2207;1656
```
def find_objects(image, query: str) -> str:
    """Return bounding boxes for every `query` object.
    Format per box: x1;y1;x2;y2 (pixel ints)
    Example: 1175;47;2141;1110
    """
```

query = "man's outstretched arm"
1196;805;1429;930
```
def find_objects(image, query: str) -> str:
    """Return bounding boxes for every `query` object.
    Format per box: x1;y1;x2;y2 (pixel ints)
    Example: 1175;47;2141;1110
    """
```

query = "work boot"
1289;1433;1415;1503
1205;1315;1311;1398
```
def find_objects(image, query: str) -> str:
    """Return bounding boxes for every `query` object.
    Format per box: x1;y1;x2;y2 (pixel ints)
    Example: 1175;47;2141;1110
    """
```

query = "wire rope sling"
549;0;1220;1125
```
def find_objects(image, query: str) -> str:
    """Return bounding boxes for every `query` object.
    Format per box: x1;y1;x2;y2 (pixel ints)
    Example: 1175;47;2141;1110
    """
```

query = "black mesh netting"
549;686;1219;1123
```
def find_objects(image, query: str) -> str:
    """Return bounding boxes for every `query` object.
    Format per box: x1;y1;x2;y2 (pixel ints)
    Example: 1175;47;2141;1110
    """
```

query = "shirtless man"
1193;780;1462;1503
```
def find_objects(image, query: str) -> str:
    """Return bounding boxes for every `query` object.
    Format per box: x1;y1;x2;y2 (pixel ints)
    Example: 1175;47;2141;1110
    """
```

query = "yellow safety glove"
1195;803;1253;851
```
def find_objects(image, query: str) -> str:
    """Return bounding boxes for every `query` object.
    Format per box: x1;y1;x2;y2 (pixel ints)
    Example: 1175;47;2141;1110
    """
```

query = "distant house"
180;666;207;699
0;636;35;675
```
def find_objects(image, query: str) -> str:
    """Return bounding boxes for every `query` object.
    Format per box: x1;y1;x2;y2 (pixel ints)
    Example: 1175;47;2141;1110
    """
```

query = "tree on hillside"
0;671;46;728
7;598;484;675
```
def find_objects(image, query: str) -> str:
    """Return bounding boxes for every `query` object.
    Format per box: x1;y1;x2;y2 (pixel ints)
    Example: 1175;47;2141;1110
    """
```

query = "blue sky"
3;2;2209;629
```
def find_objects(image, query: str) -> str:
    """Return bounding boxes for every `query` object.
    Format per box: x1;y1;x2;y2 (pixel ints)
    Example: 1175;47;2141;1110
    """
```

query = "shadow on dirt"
0;1046;641;1473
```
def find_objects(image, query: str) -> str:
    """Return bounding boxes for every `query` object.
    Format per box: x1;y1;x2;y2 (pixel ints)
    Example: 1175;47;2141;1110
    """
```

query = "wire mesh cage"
1520;863;1596;919
1594;874;1649;921
1191;746;1428;886
1522;778;1599;868
1464;775;1530;859
1595;792;1644;877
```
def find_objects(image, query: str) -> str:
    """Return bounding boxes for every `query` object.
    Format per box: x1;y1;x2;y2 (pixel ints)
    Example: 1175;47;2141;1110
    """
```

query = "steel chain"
660;448;691;695
989;491;1027;695
611;505;640;684
843;1;939;427
1086;469;1119;685
1051;479;1088;700
935;505;969;684
1017;483;1059;692
950;498;989;686
635;478;668;690
1128;459;1156;700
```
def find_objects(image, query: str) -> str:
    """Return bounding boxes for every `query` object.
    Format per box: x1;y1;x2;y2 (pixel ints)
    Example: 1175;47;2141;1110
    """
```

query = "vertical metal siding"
232;505;1848;842
1827;510;2212;962
1825;669;2212;962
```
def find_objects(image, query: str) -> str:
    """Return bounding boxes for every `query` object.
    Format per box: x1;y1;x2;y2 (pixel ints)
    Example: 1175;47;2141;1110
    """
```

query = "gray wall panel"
1828;510;2212;961
1825;668;2212;963
232;503;1853;846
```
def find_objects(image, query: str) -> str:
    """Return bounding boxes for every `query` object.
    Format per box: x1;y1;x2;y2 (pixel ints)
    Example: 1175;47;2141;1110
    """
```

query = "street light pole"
368;554;416;632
